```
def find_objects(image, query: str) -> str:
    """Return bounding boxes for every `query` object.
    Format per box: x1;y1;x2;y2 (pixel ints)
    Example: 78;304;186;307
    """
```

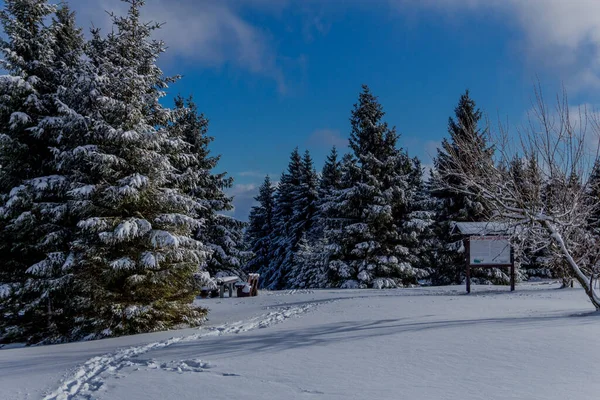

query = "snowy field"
2;282;600;400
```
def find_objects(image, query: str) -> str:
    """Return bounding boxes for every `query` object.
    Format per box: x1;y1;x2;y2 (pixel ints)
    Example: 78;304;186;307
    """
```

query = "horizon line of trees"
243;86;600;292
244;86;495;290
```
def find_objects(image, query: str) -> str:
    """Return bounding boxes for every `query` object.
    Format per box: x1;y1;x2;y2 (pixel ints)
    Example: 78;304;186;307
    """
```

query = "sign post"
466;235;515;293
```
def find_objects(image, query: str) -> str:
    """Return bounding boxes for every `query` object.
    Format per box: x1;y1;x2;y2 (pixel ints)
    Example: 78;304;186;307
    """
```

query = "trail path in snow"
3;283;598;400
42;301;323;400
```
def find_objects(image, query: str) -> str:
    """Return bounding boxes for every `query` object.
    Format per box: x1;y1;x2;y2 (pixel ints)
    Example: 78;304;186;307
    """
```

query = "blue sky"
20;0;600;219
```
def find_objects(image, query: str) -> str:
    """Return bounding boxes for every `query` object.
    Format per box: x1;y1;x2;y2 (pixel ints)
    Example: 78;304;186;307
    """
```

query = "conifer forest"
2;0;600;347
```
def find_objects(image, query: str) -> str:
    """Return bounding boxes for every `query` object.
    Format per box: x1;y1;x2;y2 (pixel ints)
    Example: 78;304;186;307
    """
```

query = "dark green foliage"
168;96;247;279
0;0;82;344
324;85;421;288
246;175;276;274
430;90;494;285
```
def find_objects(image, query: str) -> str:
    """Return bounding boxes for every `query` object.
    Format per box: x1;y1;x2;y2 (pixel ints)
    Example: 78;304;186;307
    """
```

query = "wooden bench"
216;276;239;298
236;273;260;297
248;273;259;296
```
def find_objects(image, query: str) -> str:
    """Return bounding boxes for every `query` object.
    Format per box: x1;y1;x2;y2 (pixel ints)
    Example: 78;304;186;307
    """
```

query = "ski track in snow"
42;302;321;400
265;289;316;296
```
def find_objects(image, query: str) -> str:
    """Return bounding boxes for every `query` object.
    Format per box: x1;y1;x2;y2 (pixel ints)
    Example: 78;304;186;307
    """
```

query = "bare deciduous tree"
437;85;600;309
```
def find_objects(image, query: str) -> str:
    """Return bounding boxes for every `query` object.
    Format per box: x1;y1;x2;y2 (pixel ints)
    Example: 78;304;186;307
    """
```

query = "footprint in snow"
301;389;325;395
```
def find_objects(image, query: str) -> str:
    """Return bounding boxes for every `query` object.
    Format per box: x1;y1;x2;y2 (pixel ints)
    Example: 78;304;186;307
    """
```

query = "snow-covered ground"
2;282;600;400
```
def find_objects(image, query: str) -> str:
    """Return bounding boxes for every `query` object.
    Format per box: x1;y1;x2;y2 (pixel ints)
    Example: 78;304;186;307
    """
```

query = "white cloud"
238;170;274;178
72;0;287;91
68;0;600;95
423;139;440;164
390;0;600;92
225;183;259;221
306;128;348;149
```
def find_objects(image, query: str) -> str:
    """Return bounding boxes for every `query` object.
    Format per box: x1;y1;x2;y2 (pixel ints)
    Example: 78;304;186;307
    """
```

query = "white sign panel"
469;236;511;265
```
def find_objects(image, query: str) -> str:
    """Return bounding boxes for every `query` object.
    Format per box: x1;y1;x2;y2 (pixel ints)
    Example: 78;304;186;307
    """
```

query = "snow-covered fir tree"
313;146;343;235
291;151;319;241
204;214;251;279
261;149;320;289
325;85;420;288
260;149;302;289
430;90;494;285
167;96;248;280
285;146;344;289
402;157;437;283
287;233;330;289
282;150;320;287
0;0;86;344
58;0;208;339
245;175;275;274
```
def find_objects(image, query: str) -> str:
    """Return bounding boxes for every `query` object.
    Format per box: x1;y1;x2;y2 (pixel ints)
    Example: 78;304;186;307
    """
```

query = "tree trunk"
543;221;600;310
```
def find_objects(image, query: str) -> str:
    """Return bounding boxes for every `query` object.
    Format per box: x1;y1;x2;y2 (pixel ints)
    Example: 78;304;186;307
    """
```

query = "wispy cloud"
306;128;348;149
237;170;274;178
423;140;441;164
67;0;600;99
225;183;259;221
72;0;288;92
389;0;600;92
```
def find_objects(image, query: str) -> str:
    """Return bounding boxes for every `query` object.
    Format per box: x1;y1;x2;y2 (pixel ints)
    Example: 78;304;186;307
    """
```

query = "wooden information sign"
466;235;515;293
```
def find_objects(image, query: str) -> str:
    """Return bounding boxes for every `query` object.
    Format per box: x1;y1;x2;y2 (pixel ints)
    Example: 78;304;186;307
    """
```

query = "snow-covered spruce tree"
288;233;330;289
167;96;247;280
261;148;303;289
204;214;251;279
292;150;319;239
285;146;344;289
245;175;275;274
283;150;320;287
0;1;87;344
313;146;343;236
325;85;418;289
60;0;208;339
430;90;494;285
403;157;437;283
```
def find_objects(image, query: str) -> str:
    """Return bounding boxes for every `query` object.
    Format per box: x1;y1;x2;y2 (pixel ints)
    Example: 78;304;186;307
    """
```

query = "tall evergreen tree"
314;146;342;234
246;175;275;274
287;233;330;289
325;85;418;288
58;0;208;339
403;157;437;282
430;90;494;285
51;4;84;73
205;214;251;278
167;96;246;279
0;0;86;344
262;148;304;289
280;150;320;287
291;151;319;242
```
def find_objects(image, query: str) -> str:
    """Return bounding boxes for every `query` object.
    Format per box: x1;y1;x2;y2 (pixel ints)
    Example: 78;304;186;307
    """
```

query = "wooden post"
465;238;471;294
510;246;515;292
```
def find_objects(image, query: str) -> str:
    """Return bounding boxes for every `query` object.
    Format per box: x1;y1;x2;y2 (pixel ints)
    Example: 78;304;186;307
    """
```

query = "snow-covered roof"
451;222;514;236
